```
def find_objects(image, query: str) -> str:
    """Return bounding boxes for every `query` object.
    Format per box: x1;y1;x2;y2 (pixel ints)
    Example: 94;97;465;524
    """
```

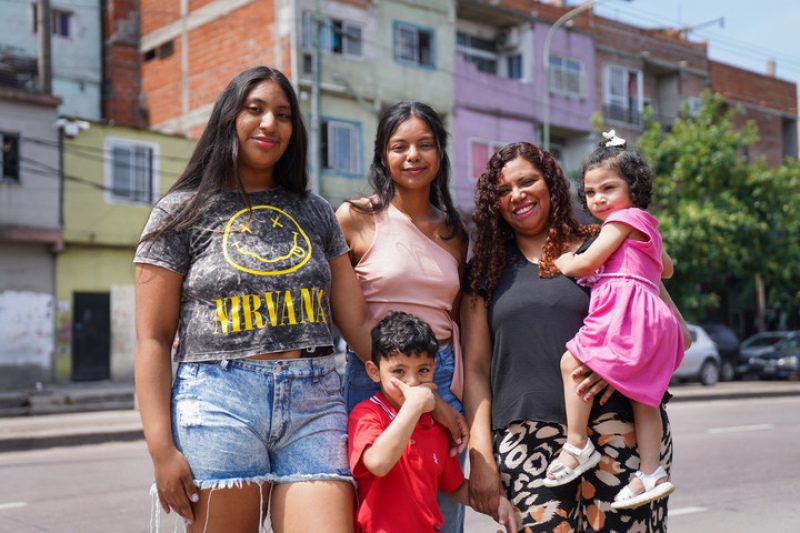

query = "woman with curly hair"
461;142;674;532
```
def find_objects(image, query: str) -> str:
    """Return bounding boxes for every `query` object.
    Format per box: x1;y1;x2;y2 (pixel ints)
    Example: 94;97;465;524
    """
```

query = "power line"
20;157;161;200
594;2;800;84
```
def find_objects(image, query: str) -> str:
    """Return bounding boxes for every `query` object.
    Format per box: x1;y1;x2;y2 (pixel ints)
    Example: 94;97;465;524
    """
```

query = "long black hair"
140;66;308;244
349;101;462;240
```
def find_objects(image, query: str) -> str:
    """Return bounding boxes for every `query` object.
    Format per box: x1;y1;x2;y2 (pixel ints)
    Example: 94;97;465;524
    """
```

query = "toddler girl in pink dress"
546;132;689;510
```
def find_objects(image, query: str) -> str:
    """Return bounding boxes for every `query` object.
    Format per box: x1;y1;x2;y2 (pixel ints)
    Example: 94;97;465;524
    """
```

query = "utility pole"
310;0;322;194
37;0;52;94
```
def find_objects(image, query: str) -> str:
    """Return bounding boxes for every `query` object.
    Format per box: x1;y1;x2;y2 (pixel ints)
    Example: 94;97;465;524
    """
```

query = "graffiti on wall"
111;284;136;379
0;290;54;367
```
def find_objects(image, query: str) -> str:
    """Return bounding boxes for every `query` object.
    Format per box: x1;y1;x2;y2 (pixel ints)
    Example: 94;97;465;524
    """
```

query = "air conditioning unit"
496;26;521;52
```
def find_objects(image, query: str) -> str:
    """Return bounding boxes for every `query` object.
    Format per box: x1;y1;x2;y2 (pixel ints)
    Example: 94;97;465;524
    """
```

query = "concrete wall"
0;92;61;388
0;288;54;388
0;242;56;388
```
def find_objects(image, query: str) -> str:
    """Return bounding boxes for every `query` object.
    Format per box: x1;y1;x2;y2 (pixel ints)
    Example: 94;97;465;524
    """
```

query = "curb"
2;382;799;453
668;387;800;403
0;428;144;453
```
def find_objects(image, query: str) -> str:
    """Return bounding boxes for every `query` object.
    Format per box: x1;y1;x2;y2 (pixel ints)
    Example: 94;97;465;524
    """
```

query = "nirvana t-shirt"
134;188;348;362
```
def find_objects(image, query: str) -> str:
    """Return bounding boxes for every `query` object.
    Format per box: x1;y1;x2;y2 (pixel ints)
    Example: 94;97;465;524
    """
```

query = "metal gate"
71;292;111;381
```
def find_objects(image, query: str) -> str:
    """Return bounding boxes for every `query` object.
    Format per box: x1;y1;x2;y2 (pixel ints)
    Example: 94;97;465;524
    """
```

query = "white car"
672;324;721;386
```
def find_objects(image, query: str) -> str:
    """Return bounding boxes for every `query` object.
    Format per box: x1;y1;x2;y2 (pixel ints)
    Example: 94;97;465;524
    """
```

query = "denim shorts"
342;341;463;414
170;355;352;489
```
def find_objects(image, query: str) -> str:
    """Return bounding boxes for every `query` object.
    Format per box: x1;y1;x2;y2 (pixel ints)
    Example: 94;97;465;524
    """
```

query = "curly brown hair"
469;142;598;303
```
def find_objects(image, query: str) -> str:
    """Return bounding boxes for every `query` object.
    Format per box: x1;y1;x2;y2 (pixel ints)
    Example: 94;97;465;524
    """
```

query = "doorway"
71;292;111;381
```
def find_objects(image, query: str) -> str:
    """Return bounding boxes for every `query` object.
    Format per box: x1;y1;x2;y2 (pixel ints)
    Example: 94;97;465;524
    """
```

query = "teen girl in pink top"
336;101;469;533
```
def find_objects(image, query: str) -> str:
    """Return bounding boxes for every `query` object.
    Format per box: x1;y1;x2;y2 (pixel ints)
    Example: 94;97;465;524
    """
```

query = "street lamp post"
542;0;630;151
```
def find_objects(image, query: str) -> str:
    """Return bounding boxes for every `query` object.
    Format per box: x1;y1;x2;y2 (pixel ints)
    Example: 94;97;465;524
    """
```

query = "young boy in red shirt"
348;311;518;533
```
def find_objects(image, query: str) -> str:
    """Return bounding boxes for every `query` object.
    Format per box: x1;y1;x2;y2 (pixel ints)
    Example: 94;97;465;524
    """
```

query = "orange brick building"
710;60;799;166
139;0;291;139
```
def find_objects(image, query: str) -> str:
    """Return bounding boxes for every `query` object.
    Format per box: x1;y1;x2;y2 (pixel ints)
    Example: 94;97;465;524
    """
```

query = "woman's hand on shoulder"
335;200;374;265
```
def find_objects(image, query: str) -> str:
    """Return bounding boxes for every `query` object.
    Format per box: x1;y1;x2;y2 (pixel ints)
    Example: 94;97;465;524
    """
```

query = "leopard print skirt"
493;406;672;533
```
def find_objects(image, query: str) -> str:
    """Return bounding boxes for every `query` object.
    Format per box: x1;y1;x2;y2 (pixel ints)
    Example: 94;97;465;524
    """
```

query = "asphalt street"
2;379;799;452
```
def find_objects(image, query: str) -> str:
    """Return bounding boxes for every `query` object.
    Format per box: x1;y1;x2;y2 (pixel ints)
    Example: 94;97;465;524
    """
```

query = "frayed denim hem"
149;476;274;533
270;471;355;488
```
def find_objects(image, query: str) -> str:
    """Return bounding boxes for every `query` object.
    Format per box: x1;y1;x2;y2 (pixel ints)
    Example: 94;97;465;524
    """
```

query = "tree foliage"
633;91;800;324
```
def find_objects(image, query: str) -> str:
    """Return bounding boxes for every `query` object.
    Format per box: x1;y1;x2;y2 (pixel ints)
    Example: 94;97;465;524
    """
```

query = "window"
457;30;524;79
507;54;523;80
1;132;20;182
549;56;584;96
321;119;360;176
686;96;702;117
144;40;175;62
105;139;158;204
469;139;504;180
457;32;497;75
603;65;643;125
394;22;434;68
302;12;364;58
32;5;73;38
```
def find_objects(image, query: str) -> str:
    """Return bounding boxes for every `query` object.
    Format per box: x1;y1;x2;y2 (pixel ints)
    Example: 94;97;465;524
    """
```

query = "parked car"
748;331;800;379
699;323;740;381
672;324;721;386
737;331;797;378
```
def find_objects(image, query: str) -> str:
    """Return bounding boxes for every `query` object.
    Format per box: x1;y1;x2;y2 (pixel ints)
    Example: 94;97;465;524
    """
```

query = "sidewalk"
1;379;799;452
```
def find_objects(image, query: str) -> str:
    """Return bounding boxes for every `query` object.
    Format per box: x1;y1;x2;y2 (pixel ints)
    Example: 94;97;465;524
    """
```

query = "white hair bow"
602;130;626;147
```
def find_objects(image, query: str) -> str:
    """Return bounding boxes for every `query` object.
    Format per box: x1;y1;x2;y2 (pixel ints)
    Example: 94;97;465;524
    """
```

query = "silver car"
672;324;721;386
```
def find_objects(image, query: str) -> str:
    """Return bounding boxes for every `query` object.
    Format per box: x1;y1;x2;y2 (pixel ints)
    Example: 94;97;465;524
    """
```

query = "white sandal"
611;466;675;510
542;441;601;487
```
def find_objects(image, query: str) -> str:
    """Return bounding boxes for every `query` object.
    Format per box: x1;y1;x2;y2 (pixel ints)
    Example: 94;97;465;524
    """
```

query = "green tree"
634;91;800;328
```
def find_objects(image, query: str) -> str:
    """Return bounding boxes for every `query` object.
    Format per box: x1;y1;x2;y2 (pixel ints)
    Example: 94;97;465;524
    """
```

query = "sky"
591;0;800;98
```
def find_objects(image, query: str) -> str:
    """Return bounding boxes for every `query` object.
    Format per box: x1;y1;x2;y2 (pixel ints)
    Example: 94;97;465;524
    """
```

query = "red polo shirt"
348;392;465;533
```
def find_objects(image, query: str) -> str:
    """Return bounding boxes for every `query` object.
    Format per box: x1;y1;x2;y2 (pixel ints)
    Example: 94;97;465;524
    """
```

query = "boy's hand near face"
391;377;436;414
360;376;438;477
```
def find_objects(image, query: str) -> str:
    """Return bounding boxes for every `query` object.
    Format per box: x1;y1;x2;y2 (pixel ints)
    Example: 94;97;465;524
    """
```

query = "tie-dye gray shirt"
134;188;349;362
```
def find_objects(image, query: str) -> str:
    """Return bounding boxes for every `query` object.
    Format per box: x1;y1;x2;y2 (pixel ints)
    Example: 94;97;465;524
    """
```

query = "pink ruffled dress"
565;208;684;407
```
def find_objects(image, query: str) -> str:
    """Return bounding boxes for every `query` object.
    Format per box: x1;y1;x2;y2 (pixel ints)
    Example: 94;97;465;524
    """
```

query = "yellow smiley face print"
222;206;312;276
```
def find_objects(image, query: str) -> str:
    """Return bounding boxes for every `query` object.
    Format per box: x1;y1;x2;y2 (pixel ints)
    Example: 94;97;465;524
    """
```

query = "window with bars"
394;22;434;68
105;139;158;204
